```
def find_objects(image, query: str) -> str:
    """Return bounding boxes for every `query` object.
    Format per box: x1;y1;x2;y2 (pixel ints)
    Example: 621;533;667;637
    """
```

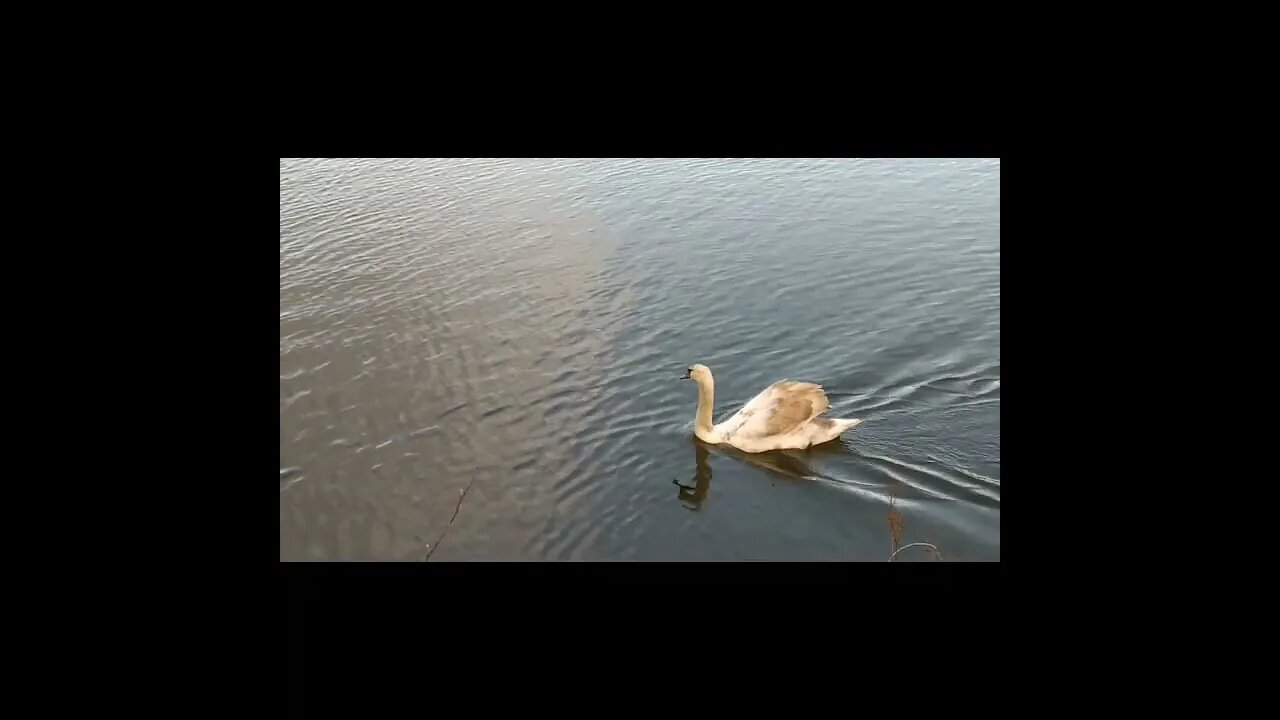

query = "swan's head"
680;364;711;382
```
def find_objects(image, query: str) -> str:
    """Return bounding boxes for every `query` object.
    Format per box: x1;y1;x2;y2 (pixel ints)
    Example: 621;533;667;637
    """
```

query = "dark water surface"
280;158;999;561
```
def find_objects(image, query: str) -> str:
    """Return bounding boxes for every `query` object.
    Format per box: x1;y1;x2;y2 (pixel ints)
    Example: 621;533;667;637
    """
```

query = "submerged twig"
887;493;904;554
885;492;944;561
424;478;475;561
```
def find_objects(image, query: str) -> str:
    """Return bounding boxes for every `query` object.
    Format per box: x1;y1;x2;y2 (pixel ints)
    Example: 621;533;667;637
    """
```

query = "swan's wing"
722;380;829;440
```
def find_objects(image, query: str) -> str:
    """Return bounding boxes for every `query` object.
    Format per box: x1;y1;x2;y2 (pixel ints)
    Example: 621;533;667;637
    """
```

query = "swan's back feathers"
728;379;830;440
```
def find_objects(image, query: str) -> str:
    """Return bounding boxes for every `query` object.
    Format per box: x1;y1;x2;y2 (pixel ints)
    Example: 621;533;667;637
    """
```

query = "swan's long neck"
694;373;715;437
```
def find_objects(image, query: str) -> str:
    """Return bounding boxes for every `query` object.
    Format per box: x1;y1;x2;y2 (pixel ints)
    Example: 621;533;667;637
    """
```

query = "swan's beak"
680;368;691;379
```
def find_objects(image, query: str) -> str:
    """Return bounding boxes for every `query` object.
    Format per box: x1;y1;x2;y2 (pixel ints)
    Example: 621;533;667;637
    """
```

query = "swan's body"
680;363;862;453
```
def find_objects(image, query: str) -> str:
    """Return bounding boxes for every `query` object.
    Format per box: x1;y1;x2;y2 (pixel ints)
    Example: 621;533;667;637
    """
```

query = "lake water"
280;158;999;561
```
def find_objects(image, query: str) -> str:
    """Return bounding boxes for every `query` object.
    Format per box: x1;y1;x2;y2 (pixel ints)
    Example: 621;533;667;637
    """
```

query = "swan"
680;363;862;453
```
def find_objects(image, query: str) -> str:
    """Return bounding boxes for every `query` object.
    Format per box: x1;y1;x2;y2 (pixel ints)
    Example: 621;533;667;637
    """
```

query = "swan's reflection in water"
675;437;857;510
673;441;713;510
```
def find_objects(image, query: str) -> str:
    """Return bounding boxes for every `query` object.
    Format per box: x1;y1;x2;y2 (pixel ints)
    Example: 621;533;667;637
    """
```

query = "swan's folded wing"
728;380;829;439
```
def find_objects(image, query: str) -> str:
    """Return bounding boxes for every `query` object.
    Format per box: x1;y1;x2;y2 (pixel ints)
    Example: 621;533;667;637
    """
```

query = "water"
280;158;999;561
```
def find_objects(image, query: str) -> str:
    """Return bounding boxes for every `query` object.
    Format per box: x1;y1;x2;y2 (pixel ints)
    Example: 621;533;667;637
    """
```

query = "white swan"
680;363;862;453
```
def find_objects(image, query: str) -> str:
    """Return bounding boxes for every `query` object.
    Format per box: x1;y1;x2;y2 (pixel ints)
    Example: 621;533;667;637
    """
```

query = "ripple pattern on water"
281;158;999;561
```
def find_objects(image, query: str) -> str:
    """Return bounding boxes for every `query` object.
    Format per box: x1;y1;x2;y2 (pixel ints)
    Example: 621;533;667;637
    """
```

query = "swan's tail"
832;418;863;434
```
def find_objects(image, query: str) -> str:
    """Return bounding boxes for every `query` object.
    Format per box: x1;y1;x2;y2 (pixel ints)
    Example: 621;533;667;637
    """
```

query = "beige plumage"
680;364;862;452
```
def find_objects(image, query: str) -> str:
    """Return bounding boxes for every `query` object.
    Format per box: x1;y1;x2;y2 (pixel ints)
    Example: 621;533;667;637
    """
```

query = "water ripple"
281;158;999;561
